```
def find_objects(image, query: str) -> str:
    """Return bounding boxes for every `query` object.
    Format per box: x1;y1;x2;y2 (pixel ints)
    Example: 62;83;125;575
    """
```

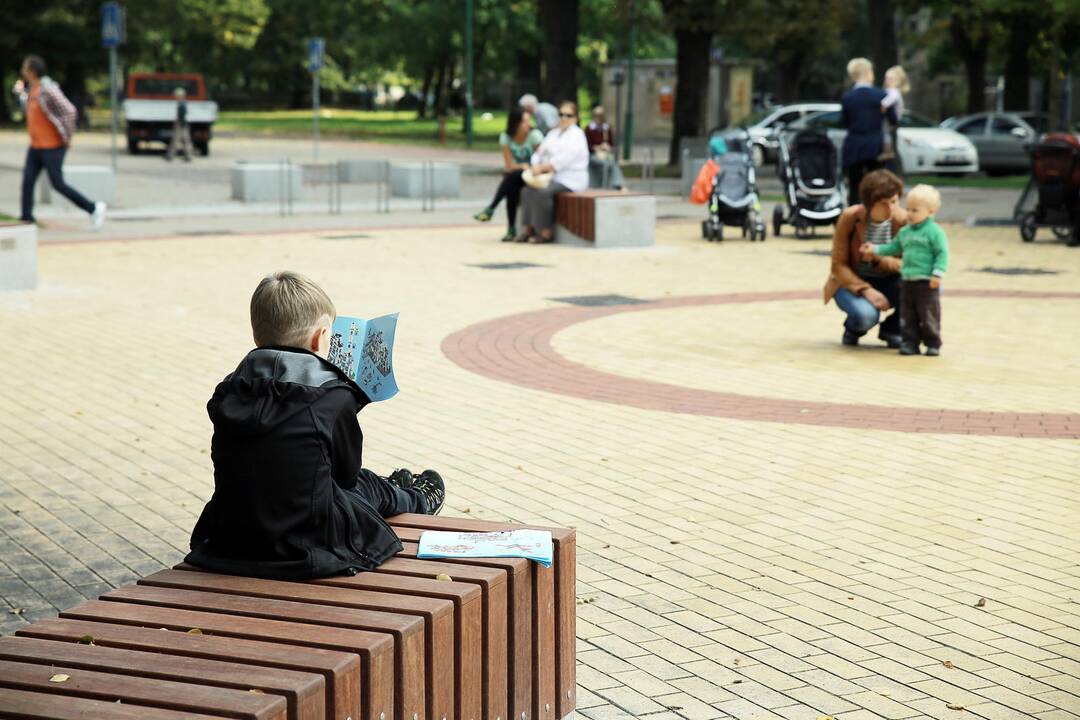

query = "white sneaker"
90;201;107;231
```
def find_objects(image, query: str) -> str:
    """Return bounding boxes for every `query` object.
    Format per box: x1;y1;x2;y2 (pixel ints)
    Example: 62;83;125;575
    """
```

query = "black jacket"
841;85;896;168
186;347;403;579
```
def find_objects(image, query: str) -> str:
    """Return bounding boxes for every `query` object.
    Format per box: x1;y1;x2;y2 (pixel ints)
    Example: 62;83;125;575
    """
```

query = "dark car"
940;112;1041;175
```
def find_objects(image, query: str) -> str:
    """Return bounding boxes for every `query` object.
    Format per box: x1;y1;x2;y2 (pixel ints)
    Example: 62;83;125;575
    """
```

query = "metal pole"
464;0;474;147
622;24;636;161
109;45;118;171
313;72;320;162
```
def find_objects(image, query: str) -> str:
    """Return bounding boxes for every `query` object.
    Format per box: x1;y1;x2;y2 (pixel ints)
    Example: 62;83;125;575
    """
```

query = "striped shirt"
858;220;892;277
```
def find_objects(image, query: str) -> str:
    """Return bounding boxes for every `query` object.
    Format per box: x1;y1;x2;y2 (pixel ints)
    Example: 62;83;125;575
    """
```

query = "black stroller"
701;128;767;242
1015;132;1080;245
773;127;845;238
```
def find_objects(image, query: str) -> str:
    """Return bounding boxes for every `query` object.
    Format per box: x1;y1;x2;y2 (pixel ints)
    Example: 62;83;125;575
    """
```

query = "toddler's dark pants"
348;468;429;515
901;280;942;349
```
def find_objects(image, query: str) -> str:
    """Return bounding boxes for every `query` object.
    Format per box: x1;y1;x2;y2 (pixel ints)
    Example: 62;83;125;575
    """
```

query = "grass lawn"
906;173;1029;190
216;109;507;151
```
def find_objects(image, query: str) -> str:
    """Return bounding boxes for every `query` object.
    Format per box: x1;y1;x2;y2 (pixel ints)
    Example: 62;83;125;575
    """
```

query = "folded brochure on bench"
327;313;399;402
417;529;553;567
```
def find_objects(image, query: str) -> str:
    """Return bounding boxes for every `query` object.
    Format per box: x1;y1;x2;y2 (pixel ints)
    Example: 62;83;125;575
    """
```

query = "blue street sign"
101;2;123;48
308;38;325;73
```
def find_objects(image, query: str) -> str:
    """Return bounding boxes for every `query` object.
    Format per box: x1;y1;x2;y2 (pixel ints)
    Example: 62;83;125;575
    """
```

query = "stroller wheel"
1052;225;1073;240
772;205;783;237
758;223;767;242
1020;213;1038;243
702;220;710;240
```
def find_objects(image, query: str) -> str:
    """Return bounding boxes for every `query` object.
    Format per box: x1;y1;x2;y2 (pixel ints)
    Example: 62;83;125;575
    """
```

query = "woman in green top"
474;107;545;241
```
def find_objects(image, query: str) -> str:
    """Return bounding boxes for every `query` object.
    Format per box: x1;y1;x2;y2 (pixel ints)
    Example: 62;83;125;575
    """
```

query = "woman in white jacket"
516;101;589;243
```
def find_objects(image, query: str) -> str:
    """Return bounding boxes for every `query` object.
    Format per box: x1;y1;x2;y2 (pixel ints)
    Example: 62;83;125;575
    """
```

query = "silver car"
940;112;1043;175
743;103;840;167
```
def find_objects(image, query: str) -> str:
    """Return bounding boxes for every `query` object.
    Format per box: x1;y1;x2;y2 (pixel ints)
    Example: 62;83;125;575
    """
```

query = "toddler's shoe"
925;346;940;356
898;343;921;355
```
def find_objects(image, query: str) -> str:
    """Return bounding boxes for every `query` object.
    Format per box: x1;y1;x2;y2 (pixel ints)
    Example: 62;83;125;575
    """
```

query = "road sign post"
464;0;474;147
101;2;124;172
308;38;325;162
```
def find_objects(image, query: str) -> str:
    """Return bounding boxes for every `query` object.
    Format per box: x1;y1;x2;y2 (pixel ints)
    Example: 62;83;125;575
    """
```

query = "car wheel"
1020;213;1037;243
751;144;765;168
127;137;140;155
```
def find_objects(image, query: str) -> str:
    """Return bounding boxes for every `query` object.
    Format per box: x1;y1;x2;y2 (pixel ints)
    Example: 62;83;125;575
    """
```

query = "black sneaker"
412;470;445;515
842;330;860;346
385;468;415;490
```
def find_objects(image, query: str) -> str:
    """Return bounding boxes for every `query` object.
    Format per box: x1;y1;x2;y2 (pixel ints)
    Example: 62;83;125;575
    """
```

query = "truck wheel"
127;136;140;155
196;141;210;156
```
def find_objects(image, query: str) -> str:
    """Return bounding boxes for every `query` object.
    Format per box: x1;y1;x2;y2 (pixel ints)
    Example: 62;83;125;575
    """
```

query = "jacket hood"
208;347;366;436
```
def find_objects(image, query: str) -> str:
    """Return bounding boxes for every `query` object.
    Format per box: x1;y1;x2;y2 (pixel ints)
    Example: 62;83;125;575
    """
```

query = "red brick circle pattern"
442;289;1080;439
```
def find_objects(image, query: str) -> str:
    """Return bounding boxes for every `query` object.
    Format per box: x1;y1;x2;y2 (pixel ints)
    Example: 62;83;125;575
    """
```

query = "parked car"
783;109;979;175
123;73;218;155
743;102;840;167
939;112;1041;175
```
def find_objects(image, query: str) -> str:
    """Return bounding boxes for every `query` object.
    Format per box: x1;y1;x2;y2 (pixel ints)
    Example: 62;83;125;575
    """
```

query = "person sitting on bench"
186;270;445;580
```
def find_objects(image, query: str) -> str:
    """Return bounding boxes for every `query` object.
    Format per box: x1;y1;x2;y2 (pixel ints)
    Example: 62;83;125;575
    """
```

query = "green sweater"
874;218;949;280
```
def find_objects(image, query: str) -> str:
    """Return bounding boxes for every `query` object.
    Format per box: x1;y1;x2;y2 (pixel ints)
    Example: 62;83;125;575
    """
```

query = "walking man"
14;55;106;229
165;87;194;162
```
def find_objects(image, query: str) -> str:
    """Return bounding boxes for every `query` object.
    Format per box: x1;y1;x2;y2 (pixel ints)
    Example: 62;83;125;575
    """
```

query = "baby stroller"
773;127;845;238
700;128;767;242
1014;132;1080;245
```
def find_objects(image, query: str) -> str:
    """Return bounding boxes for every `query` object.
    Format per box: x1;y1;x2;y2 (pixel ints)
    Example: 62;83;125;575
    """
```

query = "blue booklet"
327;313;399;402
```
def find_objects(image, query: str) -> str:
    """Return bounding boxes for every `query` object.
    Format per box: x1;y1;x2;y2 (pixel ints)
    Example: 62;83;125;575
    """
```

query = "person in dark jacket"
186;271;445;580
840;57;898;205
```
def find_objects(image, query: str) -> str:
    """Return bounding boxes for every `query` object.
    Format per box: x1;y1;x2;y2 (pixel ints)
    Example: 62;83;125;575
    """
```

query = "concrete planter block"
231;162;302;202
38;165;115;206
0;222;38;291
390;163;460;198
556;194;656;248
337;159;388;183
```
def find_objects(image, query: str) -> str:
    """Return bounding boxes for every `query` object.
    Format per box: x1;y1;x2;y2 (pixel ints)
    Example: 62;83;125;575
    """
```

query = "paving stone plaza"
2;205;1080;718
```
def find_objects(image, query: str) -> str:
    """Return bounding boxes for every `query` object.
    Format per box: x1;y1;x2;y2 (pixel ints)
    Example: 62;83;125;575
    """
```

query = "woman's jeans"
21;146;96;221
834;274;901;338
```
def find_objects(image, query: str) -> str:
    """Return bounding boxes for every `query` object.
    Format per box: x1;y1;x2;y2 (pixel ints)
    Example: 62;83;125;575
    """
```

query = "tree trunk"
435;58;455;116
417;64;435;119
950;12;989;114
867;0;898;77
1047;33;1062;132
432;60;447;115
539;0;579;104
1003;13;1033;111
667;26;712;166
776;58;803;105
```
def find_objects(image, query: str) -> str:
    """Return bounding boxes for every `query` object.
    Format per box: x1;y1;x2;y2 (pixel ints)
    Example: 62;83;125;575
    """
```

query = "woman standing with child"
840;58;900;205
474;108;544;241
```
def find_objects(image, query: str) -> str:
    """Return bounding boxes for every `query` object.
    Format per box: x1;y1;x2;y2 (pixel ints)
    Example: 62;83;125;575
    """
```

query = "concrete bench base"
231;163;302;202
0;222;37;291
390;163;460;198
555;191;656;248
38;165;114;206
337;159;389;183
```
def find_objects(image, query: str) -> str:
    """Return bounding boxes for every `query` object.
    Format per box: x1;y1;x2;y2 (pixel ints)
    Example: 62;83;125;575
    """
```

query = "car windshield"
133;77;200;97
804;111;842;129
899;112;935;128
744;108;776;126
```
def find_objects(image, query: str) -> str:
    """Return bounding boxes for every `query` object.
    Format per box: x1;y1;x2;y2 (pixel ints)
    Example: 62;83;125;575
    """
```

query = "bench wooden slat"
61;599;391;720
312;572;482;720
375;557;508;720
387;515;574;720
0;635;323;720
0;658;287;720
157;567;453;720
17;618;359;720
103;584;423;720
395;531;533;720
0;687;226;720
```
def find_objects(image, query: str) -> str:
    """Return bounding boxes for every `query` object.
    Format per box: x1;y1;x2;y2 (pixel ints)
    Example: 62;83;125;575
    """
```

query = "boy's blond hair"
885;65;911;93
847;57;873;84
907;184;941;213
250;271;336;348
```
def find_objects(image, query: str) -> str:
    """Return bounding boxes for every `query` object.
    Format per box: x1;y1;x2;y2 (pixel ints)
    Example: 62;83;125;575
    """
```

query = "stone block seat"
1;515;578;720
390;163;460;199
38;165;115;206
231;162;303;203
0;222;38;292
555;190;656;248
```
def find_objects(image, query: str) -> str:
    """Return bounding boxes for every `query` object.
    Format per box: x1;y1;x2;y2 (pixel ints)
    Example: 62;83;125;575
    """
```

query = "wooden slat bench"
554;189;656;248
1;516;576;720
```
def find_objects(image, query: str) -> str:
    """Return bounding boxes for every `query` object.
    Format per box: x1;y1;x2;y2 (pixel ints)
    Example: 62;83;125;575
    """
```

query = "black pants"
846;158;883;206
348;468;429;515
488;169;525;229
900;280;942;349
21;146;96;221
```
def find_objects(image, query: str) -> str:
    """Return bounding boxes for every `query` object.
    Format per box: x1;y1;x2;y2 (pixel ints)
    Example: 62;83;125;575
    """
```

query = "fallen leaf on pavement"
8;608;24;616
975;598;986;608
943;660;956;669
946;703;965;711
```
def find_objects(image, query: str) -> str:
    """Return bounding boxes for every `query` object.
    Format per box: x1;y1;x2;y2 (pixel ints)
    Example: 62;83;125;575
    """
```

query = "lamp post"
622;16;636;161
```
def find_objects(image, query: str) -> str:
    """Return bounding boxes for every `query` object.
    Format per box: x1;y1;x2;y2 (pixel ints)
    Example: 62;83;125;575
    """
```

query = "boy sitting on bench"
187;271;444;580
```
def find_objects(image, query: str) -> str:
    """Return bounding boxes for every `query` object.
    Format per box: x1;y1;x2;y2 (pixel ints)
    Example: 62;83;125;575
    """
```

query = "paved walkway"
1;216;1079;719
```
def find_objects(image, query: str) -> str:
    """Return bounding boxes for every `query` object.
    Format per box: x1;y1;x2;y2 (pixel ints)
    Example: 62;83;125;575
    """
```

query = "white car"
743;103;841;167
784;109;979;174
